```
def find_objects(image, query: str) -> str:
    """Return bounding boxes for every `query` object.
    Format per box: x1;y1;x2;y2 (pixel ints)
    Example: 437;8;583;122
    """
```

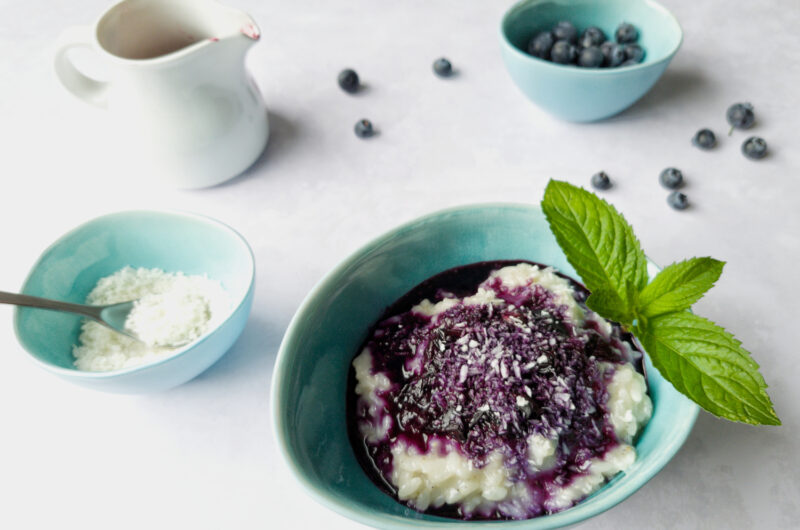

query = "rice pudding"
348;261;652;520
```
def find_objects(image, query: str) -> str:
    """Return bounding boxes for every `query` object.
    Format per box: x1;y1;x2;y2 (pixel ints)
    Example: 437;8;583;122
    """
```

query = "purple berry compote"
347;261;652;520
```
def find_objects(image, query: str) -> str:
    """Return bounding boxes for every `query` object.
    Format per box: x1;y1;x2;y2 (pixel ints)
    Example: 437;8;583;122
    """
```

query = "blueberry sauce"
347;261;647;520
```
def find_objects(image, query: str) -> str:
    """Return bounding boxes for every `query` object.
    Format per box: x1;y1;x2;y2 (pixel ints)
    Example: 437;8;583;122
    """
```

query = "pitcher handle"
54;26;109;108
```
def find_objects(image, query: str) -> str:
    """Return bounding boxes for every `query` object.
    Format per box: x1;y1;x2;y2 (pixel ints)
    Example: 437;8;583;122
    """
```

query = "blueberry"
354;119;374;138
692;129;716;150
742;136;768;159
726;103;755;133
615;22;638;44
667;191;689;210
620;59;640;67
527;31;555;59
659;167;684;189
580;26;606;48
552;21;578;44
433;57;453;77
578;46;604;68
337;69;359;93
601;42;626;67
623;44;645;63
550;40;577;64
591;171;612;190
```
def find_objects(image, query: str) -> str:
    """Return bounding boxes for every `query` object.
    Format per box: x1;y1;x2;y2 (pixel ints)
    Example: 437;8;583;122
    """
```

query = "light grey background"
0;0;798;528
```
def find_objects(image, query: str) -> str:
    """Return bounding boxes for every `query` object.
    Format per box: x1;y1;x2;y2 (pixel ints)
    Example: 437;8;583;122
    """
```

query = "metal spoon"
1;290;142;343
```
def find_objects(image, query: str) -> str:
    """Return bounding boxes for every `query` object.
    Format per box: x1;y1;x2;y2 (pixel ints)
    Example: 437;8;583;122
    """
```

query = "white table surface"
1;0;798;528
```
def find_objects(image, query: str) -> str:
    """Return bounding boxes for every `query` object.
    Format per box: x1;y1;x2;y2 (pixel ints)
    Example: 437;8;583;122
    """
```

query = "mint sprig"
541;180;780;426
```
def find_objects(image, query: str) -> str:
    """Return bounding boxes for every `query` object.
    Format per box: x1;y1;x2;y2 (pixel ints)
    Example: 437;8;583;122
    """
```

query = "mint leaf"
542;180;648;323
639;258;725;318
586;288;635;326
635;312;781;426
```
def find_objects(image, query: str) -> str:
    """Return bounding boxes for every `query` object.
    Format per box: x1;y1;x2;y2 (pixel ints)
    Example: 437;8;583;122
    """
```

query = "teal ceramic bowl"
14;210;255;394
273;204;698;528
499;0;682;122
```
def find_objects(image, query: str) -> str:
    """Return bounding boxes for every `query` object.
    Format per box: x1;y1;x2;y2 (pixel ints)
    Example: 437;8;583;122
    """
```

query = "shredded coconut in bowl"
72;267;230;372
125;291;212;347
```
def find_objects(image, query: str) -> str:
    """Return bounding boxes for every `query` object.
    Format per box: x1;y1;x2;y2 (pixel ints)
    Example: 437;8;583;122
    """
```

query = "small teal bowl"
14;210;255;394
273;204;698;528
499;0;682;122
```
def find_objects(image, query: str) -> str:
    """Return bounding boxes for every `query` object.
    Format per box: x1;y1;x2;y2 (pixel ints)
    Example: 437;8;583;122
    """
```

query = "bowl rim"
272;202;699;529
13;208;256;379
499;0;684;75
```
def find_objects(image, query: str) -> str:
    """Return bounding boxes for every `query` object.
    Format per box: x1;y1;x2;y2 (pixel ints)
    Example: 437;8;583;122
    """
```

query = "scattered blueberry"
659;167;684;189
623;43;645;63
726;102;755;133
580;26;606;48
692;129;716;150
527;31;555;59
667;191;689;210
553;21;578;44
433;57;453;77
551;40;577;64
578;46;604;68
601;42;626;67
354;119;374;138
615;22;638;44
591;171;612;190
337;69;360;93
742;136;768;159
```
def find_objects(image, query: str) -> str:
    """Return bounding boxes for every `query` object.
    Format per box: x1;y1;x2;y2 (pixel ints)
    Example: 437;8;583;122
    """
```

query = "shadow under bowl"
499;0;683;122
14;210;255;394
272;203;698;529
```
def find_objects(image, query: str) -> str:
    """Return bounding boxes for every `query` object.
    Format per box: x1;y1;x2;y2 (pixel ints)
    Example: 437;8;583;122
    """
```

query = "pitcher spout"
185;0;260;52
205;1;260;45
240;22;261;41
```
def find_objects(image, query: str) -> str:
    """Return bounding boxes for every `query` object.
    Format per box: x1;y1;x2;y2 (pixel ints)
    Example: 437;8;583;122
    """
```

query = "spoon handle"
0;291;104;320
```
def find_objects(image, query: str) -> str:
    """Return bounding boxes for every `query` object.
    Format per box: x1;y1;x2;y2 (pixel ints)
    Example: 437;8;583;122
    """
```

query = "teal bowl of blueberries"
499;0;682;122
272;203;699;528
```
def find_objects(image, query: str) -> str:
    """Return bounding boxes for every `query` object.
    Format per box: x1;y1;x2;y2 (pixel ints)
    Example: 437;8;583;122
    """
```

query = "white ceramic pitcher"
54;0;269;188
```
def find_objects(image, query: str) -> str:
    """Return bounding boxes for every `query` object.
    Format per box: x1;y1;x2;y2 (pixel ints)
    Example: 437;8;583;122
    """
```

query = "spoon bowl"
97;300;139;341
